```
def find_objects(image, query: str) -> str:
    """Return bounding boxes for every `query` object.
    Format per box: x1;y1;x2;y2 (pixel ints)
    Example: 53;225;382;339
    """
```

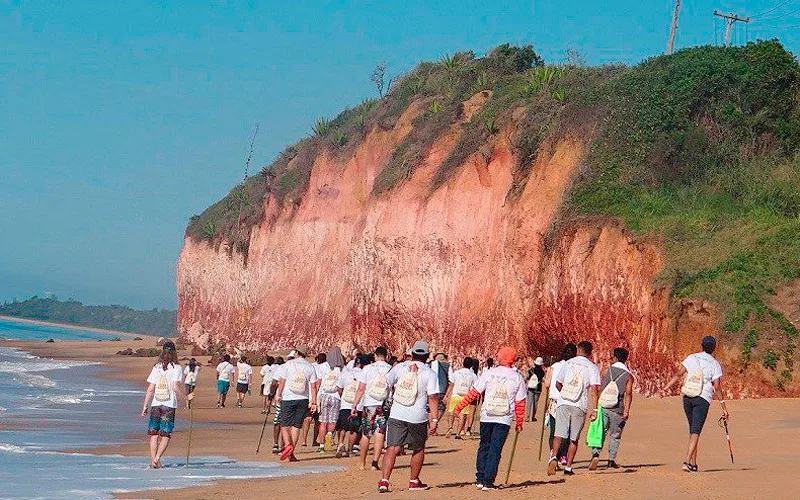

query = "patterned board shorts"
147;405;176;437
272;403;281;425
360;405;388;437
318;393;341;424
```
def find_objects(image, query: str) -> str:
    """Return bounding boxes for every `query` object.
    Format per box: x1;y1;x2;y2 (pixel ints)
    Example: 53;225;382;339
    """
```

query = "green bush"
764;350;779;370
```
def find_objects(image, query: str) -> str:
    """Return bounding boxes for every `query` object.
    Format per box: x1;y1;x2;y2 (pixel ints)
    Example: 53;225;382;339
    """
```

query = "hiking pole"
185;405;194;466
256;407;270;454
718;416;734;464
537;399;548;461
503;430;520;485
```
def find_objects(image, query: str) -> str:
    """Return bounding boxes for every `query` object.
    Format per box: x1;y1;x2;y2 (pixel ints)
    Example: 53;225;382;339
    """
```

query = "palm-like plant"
311;117;332;137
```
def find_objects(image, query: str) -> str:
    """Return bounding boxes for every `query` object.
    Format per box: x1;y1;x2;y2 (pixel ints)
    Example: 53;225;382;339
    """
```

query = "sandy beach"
4;337;799;500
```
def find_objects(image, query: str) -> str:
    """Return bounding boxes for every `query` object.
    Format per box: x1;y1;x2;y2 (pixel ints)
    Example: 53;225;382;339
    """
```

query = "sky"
1;0;799;310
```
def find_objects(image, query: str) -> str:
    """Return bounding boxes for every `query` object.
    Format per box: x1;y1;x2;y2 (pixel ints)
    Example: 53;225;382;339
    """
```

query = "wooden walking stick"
503;430;521;485
538;398;548;461
255;407;270;454
719;416;734;464
185;405;194;466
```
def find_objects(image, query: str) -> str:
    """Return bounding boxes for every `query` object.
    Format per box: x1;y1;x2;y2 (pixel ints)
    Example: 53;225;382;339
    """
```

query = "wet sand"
5;338;799;499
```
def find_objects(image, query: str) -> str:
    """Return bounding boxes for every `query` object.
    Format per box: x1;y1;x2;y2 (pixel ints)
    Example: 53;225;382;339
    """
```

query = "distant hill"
0;296;176;336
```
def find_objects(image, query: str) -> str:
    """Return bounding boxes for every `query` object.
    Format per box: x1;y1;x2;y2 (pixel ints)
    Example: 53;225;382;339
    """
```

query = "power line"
751;0;793;18
713;10;751;47
756;5;800;21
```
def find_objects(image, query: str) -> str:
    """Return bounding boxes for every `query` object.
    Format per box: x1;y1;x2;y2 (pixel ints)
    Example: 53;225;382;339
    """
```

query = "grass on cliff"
563;41;800;385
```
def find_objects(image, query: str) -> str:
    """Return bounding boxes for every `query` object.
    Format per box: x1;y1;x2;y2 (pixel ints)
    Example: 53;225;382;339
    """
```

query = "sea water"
0;319;339;499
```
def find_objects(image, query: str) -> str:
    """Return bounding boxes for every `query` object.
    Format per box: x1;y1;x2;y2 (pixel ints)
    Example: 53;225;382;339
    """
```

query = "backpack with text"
343;378;359;404
288;363;308;395
393;366;419;406
154;369;173;403
366;368;390;402
560;362;585;403
598;367;624;408
483;375;512;416
321;368;339;393
454;374;472;396
681;359;704;398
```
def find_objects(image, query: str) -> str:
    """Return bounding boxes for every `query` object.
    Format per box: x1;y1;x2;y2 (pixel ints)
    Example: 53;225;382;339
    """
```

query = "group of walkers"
140;335;731;491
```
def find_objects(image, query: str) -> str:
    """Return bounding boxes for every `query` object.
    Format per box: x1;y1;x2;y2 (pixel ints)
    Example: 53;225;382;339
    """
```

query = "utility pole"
713;10;750;47
667;0;682;55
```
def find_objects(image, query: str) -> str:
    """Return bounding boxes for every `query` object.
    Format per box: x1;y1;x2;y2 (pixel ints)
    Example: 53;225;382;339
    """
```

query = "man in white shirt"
274;345;319;462
235;355;253;408
336;354;366;457
215;354;235;408
352;346;392;470
542;343;576;464
378;340;439;493
443;357;478;439
664;336;729;472
590;347;634;470
454;347;527;490
259;355;275;415
548;341;601;476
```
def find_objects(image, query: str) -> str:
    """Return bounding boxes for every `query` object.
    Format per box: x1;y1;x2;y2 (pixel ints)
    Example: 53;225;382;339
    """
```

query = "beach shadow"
437;481;475;488
571;462;665;471
394;462;440;469
425;448;459;455
504;479;566;488
702;467;755;473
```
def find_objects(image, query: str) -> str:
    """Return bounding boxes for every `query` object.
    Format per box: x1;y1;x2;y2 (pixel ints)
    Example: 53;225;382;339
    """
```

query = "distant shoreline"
0;314;161;340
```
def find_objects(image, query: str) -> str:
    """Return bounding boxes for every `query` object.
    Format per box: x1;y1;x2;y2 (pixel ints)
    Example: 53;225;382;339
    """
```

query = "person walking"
274;345;319;462
270;356;285;454
260;355;276;415
378;340;439;493
547;341;601;476
664;336;729;472
352;346;392;470
525;357;545;422
336;354;366;458
430;352;450;427
182;357;200;410
141;341;190;468
589;347;634;470
235;355;253;408
443;357;478;439
215;354;235;408
454;346;527;491
316;347;344;453
301;352;327;447
542;344;576;465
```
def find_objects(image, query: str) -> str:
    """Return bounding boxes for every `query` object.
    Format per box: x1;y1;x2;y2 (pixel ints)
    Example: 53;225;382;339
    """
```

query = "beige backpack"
454;374;472;396
288;363;308;394
559;362;585;403
321;368;339;393
598;367;624;408
483;376;512;416
154;370;172;403
343;378;359;404
393;366;419;406
366;368;390;402
681;359;704;398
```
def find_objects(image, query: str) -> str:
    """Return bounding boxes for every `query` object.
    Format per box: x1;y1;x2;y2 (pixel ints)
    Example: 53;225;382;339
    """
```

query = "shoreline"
0;314;162;340
3;339;800;499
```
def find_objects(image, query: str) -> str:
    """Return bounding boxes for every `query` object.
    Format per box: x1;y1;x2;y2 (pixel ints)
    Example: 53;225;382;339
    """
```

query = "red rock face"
177;98;773;397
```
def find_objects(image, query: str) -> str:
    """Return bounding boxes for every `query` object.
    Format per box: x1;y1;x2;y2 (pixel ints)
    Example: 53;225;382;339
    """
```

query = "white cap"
534;357;544;366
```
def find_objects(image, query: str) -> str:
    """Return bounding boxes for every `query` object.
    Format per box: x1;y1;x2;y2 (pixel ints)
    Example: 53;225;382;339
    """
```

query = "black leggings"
683;396;710;435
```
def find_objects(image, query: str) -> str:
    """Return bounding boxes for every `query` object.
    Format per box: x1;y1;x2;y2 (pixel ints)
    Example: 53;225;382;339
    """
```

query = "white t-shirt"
260;364;274;386
548;360;566;401
385;360;438;424
278;357;319;401
450;367;478;396
338;366;363;410
555;356;601;411
474;366;527;426
216;361;235;382
358;360;392;407
272;364;285;382
236;362;253;384
682;352;723;403
183;365;199;385
147;363;183;409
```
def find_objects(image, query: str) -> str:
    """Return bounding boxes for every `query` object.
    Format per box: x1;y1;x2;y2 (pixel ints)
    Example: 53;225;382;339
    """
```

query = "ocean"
0;318;338;499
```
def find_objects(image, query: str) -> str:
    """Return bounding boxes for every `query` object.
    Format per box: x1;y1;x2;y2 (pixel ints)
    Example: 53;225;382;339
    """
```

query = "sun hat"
294;345;309;356
411;340;430;355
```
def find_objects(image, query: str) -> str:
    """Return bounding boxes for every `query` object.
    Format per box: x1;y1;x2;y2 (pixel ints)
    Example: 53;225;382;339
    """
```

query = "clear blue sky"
2;0;798;310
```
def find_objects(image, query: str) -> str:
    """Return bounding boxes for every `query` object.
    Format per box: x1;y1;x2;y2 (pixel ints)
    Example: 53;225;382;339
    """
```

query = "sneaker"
352;444;360;453
317;445;325;454
408;479;429;491
216;402;221;408
378;479;389;493
271;444;279;454
608;460;620;469
465;430;472;437
558;456;567;466
563;467;575;476
475;483;484;489
371;460;380;470
482;484;499;491
454;435;462;440
589;454;600;471
547;457;558;476
682;462;692;472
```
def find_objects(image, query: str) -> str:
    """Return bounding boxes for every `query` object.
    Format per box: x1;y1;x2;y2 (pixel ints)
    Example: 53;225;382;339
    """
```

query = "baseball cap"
497;346;516;366
534;356;544;366
294;345;309;356
411;340;429;355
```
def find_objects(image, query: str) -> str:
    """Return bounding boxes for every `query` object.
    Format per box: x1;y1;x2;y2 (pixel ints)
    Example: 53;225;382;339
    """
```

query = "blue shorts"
148;405;176;437
217;380;231;394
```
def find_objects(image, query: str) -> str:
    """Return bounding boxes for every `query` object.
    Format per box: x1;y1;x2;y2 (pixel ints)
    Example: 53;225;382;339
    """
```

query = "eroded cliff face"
178;95;751;396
